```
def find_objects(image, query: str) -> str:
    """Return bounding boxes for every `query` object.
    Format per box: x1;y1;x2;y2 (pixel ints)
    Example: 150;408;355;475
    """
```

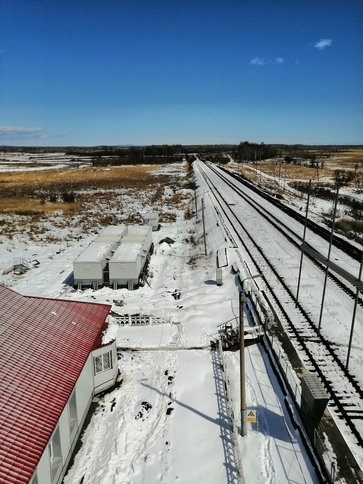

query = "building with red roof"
0;285;117;484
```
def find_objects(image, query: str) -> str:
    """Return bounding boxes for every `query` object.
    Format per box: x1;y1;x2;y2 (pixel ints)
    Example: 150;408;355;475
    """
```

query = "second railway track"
196;160;363;460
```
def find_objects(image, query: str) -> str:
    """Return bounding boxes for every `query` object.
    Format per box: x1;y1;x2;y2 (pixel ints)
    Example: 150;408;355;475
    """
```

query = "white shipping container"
94;225;127;243
109;243;143;289
122;225;152;254
72;224;153;290
73;242;116;289
142;212;159;231
121;235;147;254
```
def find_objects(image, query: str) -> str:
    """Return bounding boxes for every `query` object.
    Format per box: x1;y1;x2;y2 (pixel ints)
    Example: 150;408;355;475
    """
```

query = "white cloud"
0;126;43;139
0;127;67;142
314;39;332;50
250;57;266;66
250;57;284;66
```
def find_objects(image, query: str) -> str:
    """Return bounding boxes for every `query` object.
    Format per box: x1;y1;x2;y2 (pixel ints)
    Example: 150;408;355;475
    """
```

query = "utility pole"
296;180;311;305
202;197;207;256
240;274;261;436
318;184;339;332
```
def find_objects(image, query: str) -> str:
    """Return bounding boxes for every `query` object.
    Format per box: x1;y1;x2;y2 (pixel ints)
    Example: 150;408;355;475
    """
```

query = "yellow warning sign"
247;410;257;423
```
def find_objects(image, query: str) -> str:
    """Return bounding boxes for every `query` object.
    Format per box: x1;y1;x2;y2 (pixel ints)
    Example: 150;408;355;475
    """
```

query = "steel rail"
197;161;363;451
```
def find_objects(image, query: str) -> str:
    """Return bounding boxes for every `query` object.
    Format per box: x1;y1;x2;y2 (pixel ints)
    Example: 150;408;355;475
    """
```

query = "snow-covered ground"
0;159;344;483
0;151;92;171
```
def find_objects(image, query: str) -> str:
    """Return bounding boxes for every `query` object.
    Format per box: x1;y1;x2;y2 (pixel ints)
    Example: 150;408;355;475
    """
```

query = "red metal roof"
0;285;111;484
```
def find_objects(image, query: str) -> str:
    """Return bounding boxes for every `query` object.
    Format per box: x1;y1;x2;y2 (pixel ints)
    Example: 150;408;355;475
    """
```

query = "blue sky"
1;0;362;146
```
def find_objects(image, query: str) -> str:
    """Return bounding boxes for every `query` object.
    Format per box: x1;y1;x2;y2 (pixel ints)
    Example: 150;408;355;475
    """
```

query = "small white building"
0;285;118;484
94;224;127;243
73;241;116;290
109;225;153;290
142;212;159;231
109;242;143;290
73;225;153;290
124;225;152;253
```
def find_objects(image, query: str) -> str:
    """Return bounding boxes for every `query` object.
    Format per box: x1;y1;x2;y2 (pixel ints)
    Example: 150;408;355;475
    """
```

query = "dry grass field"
1;150;362;242
232;149;363;189
1;165;169;202
227;149;363;242
330;149;363;167
0;163;192;240
232;162;334;195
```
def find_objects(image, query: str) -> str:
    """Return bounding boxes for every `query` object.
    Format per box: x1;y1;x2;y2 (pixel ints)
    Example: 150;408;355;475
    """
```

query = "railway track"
196;160;363;463
206;162;363;308
218;163;362;262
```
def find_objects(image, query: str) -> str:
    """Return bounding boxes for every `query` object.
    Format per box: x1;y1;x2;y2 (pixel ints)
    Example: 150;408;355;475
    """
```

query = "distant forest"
2;142;362;166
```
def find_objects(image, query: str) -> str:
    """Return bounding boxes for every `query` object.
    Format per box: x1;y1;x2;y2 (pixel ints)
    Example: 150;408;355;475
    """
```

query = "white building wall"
75;356;94;423
73;261;103;283
92;341;118;394
142;212;159;231
95;224;127;243
56;406;72;484
33;342;118;484
73;241;116;287
126;225;152;252
32;449;52;484
109;258;141;281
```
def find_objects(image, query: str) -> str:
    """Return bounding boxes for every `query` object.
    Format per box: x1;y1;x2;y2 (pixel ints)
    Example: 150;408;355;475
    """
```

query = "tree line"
88;145;184;166
234;141;277;162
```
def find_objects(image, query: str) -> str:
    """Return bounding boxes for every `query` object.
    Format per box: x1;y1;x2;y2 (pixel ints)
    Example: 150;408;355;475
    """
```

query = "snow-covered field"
0;151;92;172
0;158;343;483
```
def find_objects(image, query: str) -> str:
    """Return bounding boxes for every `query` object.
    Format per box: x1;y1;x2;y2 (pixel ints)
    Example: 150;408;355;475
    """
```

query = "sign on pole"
247;410;257;423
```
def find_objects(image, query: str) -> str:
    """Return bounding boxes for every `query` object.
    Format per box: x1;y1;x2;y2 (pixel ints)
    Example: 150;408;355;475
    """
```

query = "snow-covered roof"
127;225;151;236
121;234;147;244
94;225;128;243
143;212;158;220
0;285;111;484
100;224;127;235
75;241;115;263
111;242;142;262
98;225;127;237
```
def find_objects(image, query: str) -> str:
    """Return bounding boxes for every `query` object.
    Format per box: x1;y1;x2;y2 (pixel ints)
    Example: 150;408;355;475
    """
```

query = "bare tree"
334;169;355;187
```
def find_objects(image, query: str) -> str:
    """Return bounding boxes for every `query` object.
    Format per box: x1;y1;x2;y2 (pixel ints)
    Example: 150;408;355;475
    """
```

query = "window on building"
103;352;111;370
49;427;62;481
94;355;103;373
94;351;113;374
30;474;38;484
69;391;78;435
